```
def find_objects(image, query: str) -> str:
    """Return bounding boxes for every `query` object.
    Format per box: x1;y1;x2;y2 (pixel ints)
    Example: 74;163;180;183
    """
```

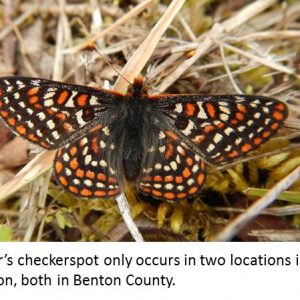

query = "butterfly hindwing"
0;77;119;149
138;130;206;201
153;94;288;164
54;125;120;198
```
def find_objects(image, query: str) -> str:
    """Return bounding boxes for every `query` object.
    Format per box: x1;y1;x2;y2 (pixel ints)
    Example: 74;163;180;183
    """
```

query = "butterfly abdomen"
121;98;146;180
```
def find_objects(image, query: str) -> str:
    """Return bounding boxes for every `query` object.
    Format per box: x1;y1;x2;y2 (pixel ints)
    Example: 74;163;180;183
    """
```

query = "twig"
212;166;300;241
115;194;144;242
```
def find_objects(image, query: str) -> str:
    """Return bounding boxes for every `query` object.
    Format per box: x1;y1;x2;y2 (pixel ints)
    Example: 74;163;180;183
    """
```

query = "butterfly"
0;77;288;201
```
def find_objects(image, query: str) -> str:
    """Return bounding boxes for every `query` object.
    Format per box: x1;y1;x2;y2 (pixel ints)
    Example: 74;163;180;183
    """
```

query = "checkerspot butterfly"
0;77;288;200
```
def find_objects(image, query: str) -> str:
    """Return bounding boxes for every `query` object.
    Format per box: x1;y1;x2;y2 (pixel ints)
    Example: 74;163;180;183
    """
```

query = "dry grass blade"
212;166;300;242
157;0;277;91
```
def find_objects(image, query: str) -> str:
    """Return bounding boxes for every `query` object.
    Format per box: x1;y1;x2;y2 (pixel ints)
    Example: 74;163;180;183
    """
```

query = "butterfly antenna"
89;42;133;88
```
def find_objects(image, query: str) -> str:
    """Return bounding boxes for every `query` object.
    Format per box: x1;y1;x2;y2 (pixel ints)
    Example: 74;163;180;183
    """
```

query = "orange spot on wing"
165;130;178;140
164;192;175;200
16;125;26;135
206;103;216;118
108;177;117;184
186;157;193;166
63;122;73;132
271;123;279;130
47;108;55;115
34;104;42;110
185;103;195;116
7;117;16;126
56;113;66;120
59;176;68;186
275;103;286;111
27;87;39;96
177;193;187;199
97;173;107;181
231;119;238;125
165;176;174;182
70;158;78;170
188;187;198;194
193;135;205;144
55;161;63;173
69;186;79;194
182;167;191;178
175;176;183;183
236;112;244;121
154;176;162;182
165;143;174;159
76;169;84;178
142;176;151;182
80;189;92;197
90;125;102;132
228;150;238;158
254;138;262;145
241;143;252;152
217;122;225;129
91;137;99;153
204;125;215;133
237;104;246;113
57;90;69;105
140;186;151;193
153;190;162;197
272;111;284;121
70;146;77;156
76;94;88;107
0;111;8;117
95;191;106;197
40;141;50;148
197;174;205;185
108;189;118;196
200;161;205;169
263;131;270;138
86;170;95;179
29;96;39;104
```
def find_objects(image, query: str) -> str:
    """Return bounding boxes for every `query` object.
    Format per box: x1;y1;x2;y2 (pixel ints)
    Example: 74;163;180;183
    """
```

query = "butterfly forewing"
0;77;119;149
138;130;206;201
54;125;120;198
153;94;288;164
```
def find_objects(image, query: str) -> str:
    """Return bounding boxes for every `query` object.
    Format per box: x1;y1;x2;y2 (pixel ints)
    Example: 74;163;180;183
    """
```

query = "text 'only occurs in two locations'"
1;252;300;289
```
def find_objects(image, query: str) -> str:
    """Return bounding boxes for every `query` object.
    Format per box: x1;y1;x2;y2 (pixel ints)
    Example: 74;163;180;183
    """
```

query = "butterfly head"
127;77;148;98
